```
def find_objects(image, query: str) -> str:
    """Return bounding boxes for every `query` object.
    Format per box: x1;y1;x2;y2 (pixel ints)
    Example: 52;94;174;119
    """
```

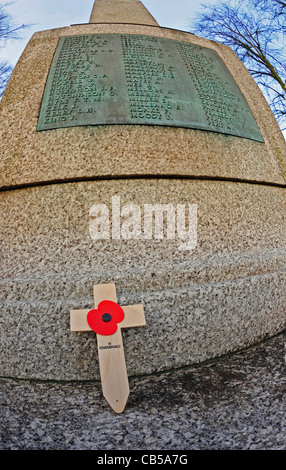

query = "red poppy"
87;300;125;336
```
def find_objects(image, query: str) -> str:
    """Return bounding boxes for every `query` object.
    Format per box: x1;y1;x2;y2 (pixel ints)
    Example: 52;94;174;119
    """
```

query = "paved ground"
1;330;286;450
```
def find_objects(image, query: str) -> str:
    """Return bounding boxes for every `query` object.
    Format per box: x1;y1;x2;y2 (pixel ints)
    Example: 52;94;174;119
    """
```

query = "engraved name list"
37;33;263;142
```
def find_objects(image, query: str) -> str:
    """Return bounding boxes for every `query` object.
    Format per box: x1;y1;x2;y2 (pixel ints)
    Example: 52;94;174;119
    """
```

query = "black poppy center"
102;313;112;323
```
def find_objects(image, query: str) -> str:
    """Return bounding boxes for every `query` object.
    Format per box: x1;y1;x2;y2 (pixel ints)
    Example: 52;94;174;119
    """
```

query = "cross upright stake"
70;283;146;413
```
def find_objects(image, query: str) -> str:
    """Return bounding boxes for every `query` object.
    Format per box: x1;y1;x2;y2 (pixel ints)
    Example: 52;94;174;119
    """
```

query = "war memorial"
0;0;285;448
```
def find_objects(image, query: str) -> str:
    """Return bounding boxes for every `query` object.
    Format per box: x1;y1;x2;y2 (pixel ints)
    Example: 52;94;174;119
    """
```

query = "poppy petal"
98;300;124;324
87;308;102;333
96;319;118;336
87;301;124;336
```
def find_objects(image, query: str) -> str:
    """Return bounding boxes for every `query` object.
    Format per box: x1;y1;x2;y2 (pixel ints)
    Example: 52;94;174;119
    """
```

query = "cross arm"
70;304;145;332
70;309;90;332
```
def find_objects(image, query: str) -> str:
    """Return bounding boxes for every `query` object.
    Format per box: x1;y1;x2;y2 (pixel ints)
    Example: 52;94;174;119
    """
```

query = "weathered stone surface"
89;0;159;25
0;1;285;382
1;179;285;380
0;331;286;450
0;24;285;190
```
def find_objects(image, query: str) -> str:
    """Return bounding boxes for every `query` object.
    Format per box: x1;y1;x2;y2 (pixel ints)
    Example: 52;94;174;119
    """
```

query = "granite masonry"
0;0;286;384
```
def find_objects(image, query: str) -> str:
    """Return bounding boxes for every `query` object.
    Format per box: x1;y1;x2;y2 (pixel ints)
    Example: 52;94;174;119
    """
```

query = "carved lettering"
37;34;263;142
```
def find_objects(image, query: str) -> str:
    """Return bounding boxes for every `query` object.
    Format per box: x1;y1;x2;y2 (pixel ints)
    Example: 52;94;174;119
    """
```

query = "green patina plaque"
37;33;264;142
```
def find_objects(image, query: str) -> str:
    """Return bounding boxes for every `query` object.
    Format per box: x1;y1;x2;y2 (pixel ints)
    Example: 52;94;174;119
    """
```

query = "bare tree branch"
0;59;11;96
192;0;286;130
0;2;27;98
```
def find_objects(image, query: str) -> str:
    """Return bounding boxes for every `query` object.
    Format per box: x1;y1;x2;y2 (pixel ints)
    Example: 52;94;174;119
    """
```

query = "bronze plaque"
37;34;264;142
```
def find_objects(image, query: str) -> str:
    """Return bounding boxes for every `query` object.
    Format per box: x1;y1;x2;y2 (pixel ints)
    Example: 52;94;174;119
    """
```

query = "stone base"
1;331;285;449
1;178;285;380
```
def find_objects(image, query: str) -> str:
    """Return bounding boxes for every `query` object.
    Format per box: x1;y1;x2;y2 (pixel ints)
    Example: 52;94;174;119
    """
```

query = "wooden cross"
70;283;146;413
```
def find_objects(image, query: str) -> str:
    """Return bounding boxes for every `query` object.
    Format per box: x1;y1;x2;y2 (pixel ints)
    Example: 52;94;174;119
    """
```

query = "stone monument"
0;0;285;385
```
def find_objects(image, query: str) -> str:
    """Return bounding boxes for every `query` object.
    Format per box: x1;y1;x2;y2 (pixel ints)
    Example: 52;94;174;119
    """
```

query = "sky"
1;0;217;67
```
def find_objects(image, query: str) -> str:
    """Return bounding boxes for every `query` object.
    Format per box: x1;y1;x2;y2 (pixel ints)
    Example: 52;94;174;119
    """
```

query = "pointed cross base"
70;284;145;413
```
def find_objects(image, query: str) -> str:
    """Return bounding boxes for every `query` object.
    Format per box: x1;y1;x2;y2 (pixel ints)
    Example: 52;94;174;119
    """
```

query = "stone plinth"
1;23;286;189
0;3;285;381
